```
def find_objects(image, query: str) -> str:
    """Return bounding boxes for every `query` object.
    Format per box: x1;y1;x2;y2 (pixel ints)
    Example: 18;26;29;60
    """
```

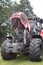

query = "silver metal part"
24;29;26;44
2;39;23;53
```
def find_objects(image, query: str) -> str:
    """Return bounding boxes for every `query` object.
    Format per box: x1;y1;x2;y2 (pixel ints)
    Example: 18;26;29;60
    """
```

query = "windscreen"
11;18;20;29
11;18;19;23
11;18;25;29
21;14;27;24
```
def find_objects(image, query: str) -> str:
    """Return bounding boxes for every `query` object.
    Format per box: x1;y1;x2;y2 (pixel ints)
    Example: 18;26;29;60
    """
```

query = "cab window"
21;14;27;24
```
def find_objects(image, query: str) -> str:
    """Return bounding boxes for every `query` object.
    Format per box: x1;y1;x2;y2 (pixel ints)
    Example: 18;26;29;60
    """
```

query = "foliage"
0;0;12;38
13;0;34;17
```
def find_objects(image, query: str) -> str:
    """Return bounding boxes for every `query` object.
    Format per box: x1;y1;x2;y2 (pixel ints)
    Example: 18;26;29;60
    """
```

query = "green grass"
0;54;43;65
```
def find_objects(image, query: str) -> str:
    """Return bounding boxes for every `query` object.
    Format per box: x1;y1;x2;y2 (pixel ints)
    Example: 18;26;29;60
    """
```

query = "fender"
32;35;42;40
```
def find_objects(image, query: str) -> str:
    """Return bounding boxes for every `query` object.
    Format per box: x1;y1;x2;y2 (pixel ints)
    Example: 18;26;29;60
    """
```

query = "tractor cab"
10;12;30;30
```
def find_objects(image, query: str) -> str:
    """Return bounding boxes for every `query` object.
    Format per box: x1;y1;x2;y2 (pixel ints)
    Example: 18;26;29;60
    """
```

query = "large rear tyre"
29;38;42;61
1;48;17;60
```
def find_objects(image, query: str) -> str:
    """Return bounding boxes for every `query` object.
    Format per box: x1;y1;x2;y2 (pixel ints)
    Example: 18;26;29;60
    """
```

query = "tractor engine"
14;28;24;43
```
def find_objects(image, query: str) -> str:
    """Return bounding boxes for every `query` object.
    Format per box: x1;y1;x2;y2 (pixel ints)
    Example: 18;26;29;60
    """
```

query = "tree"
0;0;12;41
12;0;34;17
20;0;34;17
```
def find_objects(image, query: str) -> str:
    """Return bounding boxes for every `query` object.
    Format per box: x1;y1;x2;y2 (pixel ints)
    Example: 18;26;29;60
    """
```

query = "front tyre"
29;38;42;61
1;47;17;60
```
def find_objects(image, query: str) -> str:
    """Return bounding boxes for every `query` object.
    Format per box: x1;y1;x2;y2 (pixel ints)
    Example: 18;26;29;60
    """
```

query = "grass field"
0;54;43;65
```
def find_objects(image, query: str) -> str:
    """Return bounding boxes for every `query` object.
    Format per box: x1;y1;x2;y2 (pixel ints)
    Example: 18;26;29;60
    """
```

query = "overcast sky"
11;0;43;19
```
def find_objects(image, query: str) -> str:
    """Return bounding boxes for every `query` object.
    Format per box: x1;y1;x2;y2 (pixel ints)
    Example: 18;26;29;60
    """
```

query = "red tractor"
1;12;43;61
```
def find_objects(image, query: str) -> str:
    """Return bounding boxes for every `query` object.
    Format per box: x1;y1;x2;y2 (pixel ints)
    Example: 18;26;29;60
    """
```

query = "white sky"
11;0;43;19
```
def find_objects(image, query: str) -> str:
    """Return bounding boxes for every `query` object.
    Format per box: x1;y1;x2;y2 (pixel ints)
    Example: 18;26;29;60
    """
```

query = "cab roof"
11;12;26;19
12;12;24;16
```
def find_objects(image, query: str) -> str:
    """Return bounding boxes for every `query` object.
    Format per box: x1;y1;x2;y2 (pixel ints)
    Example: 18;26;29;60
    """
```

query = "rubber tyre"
29;38;42;61
1;48;17;60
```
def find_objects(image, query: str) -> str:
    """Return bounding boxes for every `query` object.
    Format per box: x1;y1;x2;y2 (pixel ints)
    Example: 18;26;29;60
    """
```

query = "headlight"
37;22;40;27
41;23;43;28
36;22;41;30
